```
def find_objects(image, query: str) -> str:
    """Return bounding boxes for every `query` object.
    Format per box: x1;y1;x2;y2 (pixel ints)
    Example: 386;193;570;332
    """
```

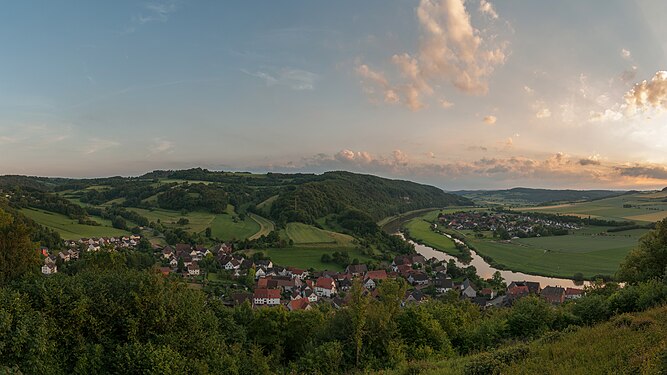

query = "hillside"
379;304;667;374
454;187;625;206
269;171;471;224
0;169;469;252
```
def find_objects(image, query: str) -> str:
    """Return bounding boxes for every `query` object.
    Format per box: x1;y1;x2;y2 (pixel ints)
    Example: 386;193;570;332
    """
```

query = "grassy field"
209;210;260;241
408;209;648;279
520;191;667;223
403;218;462;256
244;246;373;271
248;213;275;240
284;222;355;246
21;208;131;240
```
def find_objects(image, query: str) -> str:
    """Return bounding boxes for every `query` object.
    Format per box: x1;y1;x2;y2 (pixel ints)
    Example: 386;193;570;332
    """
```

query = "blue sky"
2;0;667;189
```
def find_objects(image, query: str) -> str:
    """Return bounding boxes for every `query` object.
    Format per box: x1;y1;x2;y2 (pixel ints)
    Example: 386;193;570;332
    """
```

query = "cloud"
149;138;174;155
578;158;601;166
535;108;551;118
356;0;509;110
616;165;667;180
483;115;497;125
85;138;120;155
440;99;454;108
621;48;632;60
523;85;534;95
624;71;667;114
479;0;499;19
123;1;181;33
242;68;319;90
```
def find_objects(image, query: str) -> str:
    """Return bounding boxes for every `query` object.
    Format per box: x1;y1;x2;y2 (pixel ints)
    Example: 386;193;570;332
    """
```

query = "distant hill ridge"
453;187;627;205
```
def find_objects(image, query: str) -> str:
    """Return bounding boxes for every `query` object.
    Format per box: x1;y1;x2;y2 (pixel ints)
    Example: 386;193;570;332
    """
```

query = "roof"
541;286;566;297
288;298;310;311
253;288;281;299
316;277;335;289
347;264;368;273
365;270;387;280
566;288;584;295
508;285;529;297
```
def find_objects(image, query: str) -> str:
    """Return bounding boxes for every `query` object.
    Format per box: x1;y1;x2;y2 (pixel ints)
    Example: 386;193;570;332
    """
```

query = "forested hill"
453;187;626;205
0;168;470;232
269;171;471;224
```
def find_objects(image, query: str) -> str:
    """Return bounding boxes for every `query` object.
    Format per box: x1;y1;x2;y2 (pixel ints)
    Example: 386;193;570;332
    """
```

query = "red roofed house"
507;285;529;300
315;277;337;298
565;288;584;300
364;270;388;289
287;298;311;311
253;288;281;307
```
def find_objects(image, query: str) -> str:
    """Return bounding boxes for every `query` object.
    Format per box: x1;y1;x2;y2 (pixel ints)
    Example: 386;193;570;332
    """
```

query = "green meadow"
283;222;355;246
520;191;667;223
21;208;131;240
406;210;649;279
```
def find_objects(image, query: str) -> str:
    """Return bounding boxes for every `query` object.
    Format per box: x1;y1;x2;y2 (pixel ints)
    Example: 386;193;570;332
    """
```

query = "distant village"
438;211;580;238
40;235;585;311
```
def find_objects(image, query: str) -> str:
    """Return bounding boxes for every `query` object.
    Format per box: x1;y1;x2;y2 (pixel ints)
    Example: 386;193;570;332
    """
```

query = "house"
169;258;178;268
315;277;337;297
256;259;273;269
253;288;281;307
461;284;477;298
541;286;566;304
346;264;368;276
403;290;426;305
363;270;387;289
287;298;311;311
434;278;454;294
255;267;266;279
408;272;430;286
223;259;241;270
507;285;529;300
508;281;541;295
162;246;174;259
288;267;308;280
41;263;57;275
480;288;497;299
338;278;353;292
187;263;201;276
565;288;584;300
304;289;318;303
58;251;70;262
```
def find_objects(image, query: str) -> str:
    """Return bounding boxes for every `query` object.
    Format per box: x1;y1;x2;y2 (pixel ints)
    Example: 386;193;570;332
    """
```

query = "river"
401;233;587;289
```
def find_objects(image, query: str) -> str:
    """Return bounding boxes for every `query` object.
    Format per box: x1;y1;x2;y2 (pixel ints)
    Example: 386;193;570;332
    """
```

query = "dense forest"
1;205;667;373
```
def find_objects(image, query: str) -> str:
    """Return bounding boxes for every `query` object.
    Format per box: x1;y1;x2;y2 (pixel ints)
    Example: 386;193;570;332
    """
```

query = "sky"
2;0;667;190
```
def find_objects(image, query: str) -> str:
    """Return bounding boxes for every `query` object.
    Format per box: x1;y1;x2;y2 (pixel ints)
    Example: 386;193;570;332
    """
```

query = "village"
40;236;585;311
438;210;580;238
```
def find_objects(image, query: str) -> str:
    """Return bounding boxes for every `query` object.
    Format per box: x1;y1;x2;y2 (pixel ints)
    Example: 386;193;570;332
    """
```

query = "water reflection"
400;233;587;288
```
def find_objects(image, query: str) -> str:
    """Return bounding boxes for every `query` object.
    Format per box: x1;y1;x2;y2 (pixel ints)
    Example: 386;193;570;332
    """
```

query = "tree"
0;209;39;284
177;258;185;273
347;279;369;367
618;218;667;283
205;227;212;238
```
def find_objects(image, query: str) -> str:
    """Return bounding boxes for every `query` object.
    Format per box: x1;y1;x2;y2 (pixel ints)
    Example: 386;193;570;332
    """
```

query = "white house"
41;263;57;275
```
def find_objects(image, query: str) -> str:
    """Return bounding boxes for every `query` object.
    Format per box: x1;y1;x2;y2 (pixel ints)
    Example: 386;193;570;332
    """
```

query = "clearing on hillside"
284;222;355;245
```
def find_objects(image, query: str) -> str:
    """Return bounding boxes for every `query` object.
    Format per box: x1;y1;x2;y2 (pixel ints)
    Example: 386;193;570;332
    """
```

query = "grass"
407;210;648;279
519;191;667;223
377;305;667;375
284;222;355;245
210;211;260;241
403;218;462;256
464;226;648;279
244;246;373;271
21;208;130;240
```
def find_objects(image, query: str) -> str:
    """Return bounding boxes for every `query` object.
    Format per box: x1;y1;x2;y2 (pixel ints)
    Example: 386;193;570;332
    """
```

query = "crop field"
284;222;355;245
21;208;130;240
520;191;667;223
245;246;373;271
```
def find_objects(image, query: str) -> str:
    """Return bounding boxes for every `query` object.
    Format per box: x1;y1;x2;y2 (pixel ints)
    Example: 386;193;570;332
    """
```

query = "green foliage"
0;209;39;284
618;218;667;282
